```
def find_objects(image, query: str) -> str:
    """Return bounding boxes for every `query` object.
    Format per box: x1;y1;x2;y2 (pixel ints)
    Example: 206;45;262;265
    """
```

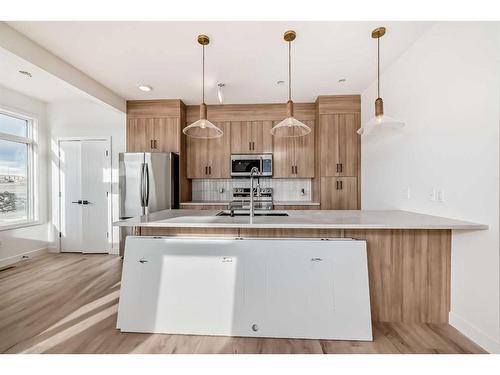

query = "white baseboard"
0;247;49;269
449;311;500;354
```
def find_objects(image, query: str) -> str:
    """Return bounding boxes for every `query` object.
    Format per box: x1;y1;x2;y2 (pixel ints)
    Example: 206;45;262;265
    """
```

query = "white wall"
47;99;126;254
361;22;500;352
0;85;49;265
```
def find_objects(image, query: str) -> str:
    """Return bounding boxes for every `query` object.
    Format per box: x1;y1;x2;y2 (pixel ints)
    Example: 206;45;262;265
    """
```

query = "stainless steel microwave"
230;154;273;177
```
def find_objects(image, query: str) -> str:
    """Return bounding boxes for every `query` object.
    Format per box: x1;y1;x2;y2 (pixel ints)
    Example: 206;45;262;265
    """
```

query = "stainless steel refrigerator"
119;152;179;255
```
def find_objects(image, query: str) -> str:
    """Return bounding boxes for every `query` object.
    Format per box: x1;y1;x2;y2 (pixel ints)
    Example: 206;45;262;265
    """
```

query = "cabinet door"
337;113;359;177
207;122;231;178
251;120;273;153
127;118;149;152
320;176;358;209
294;120;315;178
230;121;252;153
272;121;295;177
318;114;340;176
154;117;180;152
187;136;208;178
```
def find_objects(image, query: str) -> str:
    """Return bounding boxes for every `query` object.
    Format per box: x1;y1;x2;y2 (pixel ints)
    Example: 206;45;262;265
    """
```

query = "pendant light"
357;27;405;136
271;30;311;138
183;34;223;139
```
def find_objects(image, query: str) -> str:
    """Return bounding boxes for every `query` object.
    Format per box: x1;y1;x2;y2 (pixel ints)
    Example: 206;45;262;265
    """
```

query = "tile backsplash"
192;179;312;202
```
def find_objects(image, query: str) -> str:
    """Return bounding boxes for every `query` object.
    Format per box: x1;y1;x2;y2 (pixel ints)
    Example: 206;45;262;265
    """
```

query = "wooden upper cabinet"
230;120;273;154
154;117;180;152
251;121;273;153
273;119;315;178
319;113;359;177
187;122;231;178
230;121;252;153
207;122;231;178
294;120;315;178
187;137;208;178
127;118;149;152
320;177;358;210
126;100;183;153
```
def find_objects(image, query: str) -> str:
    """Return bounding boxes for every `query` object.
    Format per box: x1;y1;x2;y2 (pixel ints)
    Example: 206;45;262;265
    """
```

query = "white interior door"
60;139;111;254
60;141;82;253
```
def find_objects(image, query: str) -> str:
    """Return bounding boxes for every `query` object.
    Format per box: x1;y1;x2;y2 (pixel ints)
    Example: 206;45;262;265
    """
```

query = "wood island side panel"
137;227;451;324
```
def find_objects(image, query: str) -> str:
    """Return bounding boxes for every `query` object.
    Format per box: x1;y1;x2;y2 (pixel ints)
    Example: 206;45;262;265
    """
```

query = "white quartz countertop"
114;209;487;230
181;201;321;206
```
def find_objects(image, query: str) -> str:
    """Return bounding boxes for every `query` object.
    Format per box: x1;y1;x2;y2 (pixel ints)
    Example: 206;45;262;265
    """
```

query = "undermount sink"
216;211;289;217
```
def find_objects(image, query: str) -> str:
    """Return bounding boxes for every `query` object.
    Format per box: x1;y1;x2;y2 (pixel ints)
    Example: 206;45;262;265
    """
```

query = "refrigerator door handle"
140;162;146;207
144;162;150;207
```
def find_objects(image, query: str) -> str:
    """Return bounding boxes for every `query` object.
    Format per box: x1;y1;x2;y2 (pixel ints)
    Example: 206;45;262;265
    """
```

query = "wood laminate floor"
0;253;487;354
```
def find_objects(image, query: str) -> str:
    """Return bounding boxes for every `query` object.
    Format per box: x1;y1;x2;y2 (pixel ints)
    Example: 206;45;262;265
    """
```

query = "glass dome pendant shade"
271;30;311;138
357;27;404;136
183;34;223;139
270;99;311;137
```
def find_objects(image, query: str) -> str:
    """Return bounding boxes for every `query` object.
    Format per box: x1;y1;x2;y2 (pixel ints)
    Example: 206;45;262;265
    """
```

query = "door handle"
140;163;146;207
311;257;323;262
139;258;148;264
82;200;91;205
71;200;82;204
144;163;150;207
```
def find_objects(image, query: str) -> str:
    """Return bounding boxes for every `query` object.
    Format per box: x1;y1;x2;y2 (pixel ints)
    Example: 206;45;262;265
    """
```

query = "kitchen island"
115;209;486;327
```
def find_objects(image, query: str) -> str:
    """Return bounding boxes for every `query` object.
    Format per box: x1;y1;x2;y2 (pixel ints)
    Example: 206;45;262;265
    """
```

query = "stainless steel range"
228;187;273;212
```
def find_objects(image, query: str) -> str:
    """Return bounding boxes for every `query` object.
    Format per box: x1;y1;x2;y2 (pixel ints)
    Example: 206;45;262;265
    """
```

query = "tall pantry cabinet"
315;96;361;209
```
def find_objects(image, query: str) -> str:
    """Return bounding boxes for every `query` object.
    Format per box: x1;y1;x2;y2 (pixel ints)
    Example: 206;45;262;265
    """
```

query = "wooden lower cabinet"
273;205;319;210
320;177;358;209
180;204;228;210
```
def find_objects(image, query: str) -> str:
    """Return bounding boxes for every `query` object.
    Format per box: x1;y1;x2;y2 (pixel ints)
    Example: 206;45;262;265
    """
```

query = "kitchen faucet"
249;166;261;223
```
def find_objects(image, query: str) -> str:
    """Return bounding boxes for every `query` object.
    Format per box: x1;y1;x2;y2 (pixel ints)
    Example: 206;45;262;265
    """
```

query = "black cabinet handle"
339;163;343;173
209;166;212;175
336;181;339;190
154;140;158;149
340;180;343;190
150;139;154;149
205;166;208;175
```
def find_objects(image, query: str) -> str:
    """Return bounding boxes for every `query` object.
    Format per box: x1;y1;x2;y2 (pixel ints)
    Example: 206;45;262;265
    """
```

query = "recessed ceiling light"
338;78;347;83
19;70;32;78
138;85;152;92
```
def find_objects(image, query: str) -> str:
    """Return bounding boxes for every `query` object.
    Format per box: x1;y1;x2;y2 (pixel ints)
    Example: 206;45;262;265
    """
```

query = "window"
0;110;36;228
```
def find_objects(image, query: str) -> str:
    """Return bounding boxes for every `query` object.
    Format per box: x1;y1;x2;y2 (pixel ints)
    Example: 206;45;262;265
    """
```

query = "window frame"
0;107;39;231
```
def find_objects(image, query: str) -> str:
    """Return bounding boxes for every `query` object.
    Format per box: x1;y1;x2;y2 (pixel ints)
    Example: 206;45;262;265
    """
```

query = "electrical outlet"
438;189;445;202
428;188;437;202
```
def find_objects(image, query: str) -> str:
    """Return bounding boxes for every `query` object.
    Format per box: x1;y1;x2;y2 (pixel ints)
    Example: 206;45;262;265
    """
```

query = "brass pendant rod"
288;40;292;102
377;37;380;98
202;44;205;104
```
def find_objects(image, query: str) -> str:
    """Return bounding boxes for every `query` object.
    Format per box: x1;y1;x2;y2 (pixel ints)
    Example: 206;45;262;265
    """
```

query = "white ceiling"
7;21;433;105
0;46;85;103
